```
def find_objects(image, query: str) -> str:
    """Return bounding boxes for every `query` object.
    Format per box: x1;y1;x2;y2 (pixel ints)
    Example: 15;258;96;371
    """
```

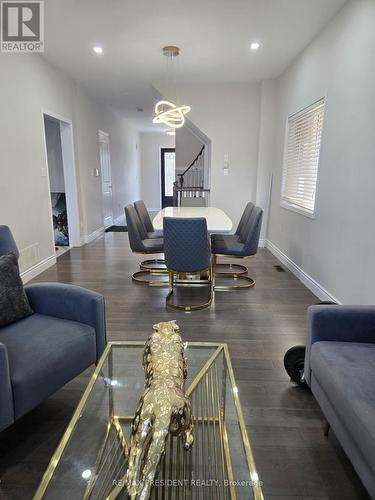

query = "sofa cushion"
311;341;375;474
0;253;33;327
0;313;96;419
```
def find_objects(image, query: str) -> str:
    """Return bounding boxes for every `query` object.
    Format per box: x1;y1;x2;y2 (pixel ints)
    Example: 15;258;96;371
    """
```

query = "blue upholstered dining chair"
211;205;263;289
163;217;213;311
0;225;106;433
134;200;163;239
125;204;167;285
211;202;254;277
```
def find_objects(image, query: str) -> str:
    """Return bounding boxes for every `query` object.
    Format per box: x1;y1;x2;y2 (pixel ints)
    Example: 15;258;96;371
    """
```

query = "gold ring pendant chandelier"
153;46;191;129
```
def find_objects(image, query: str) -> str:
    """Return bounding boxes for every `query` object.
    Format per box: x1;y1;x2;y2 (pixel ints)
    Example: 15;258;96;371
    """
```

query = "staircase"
173;145;210;206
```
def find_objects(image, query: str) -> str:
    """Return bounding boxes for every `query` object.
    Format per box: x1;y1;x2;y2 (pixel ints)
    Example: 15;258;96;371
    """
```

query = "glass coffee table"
34;342;263;500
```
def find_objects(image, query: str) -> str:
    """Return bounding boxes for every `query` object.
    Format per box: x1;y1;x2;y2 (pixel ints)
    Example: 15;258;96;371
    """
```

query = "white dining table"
153;206;233;234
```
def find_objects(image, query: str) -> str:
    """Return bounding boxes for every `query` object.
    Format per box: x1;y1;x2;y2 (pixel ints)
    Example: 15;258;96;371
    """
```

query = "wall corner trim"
82;226;105;245
266;240;341;303
21;254;56;284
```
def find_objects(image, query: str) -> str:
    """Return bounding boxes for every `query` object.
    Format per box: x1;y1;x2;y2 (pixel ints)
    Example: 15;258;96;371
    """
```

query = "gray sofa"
0;225;106;432
305;305;375;498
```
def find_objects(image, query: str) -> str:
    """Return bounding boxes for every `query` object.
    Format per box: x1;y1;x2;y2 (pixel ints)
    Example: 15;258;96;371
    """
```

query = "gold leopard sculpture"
125;321;194;500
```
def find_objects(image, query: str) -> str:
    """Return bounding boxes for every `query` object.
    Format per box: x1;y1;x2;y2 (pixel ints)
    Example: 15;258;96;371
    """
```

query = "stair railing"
174;145;210;206
177;145;205;188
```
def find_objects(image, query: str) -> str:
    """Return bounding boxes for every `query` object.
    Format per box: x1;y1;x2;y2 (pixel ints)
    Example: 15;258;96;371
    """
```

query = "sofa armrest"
304;305;375;385
0;343;14;432
25;283;106;362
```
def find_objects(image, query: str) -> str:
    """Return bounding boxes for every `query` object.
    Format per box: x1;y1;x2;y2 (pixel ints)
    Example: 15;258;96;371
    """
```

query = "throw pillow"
0;253;33;327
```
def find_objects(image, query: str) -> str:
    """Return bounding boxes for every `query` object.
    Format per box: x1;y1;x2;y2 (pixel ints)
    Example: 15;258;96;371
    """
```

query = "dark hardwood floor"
0;232;370;499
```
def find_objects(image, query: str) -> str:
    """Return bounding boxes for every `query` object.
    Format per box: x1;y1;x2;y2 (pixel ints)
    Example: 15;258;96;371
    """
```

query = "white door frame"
98;129;114;227
41;109;81;247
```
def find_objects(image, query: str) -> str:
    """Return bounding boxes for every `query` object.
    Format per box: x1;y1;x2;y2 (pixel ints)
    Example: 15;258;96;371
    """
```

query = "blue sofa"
305;305;375;498
0;226;106;432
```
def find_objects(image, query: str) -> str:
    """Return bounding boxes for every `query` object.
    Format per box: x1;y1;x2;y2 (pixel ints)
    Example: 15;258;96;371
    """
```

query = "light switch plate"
40;167;47;178
223;153;230;171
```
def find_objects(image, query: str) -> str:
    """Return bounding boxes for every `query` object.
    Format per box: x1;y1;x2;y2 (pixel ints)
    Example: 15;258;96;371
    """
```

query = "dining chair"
163;217;213;311
134;200;163;239
212;206;263;289
211;202;254;277
236;202;254;238
124;205;167;285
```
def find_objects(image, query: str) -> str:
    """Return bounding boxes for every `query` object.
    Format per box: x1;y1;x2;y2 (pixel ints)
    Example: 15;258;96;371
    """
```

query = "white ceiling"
43;0;347;131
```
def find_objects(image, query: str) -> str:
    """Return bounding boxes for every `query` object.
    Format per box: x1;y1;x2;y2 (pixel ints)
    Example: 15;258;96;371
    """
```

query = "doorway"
98;130;113;227
43;112;80;255
161;148;176;208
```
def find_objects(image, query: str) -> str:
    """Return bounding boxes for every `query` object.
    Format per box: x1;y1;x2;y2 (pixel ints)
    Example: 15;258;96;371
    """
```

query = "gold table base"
34;343;263;500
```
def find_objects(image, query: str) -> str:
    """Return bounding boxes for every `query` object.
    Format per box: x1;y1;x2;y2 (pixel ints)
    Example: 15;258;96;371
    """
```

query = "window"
281;98;325;216
164;151;176;197
161;148;176;208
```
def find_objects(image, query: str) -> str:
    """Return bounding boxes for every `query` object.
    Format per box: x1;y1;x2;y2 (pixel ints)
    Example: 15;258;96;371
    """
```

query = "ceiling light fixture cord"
153;46;190;129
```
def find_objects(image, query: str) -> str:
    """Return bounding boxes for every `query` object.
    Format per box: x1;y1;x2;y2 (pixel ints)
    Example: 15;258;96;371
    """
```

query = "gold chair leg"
214;275;255;290
166;269;213;311
132;270;169;287
213;254;255;290
140;258;167;273
212;257;216;291
214;261;248;277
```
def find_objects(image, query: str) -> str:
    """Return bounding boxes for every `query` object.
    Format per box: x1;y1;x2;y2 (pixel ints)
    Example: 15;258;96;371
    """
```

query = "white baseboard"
82;226;105;245
21;254;56;284
266;240;340;303
258;238;266;248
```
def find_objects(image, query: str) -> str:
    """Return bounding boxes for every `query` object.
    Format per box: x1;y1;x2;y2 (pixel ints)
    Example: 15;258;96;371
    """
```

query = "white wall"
175;126;203;174
267;0;375;304
0;53;140;277
72;86;140;235
106;113;140;224
159;83;261;225
139;132;174;211
44;117;65;193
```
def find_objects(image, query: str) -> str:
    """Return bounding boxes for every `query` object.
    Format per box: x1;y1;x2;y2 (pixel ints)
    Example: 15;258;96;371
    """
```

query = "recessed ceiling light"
93;46;103;54
250;41;261;51
82;469;92;480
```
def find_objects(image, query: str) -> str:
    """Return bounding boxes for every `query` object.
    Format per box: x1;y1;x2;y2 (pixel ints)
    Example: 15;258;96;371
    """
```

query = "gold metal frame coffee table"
34;342;264;500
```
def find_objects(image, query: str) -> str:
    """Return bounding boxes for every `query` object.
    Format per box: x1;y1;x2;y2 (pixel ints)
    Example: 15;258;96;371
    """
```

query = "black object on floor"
105;226;127;232
284;345;307;387
284;301;338;388
274;264;286;272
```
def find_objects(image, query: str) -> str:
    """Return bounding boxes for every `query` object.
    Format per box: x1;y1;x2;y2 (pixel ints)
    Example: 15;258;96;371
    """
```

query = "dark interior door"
161;148;176;208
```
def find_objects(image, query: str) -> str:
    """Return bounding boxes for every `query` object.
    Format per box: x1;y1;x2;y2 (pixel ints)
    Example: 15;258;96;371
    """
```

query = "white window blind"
281;98;325;215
